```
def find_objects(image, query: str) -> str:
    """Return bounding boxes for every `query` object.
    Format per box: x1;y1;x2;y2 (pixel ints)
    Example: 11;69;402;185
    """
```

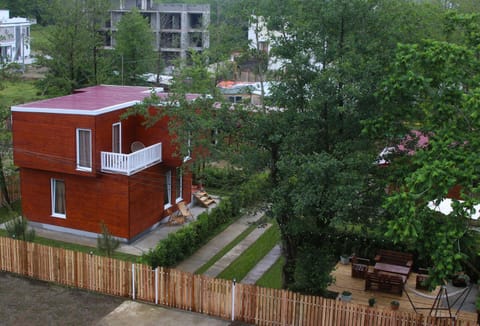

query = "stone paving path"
203;223;272;278
175;210;265;273
241;244;282;285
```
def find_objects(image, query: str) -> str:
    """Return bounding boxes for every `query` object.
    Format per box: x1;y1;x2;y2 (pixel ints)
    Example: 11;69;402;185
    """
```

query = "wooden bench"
365;272;405;296
375;249;413;274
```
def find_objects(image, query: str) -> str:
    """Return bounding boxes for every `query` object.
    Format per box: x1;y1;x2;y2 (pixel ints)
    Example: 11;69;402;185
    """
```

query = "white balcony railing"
101;143;162;176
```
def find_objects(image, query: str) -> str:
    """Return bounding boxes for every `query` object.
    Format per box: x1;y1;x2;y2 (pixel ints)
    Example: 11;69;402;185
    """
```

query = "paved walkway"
97;301;231;326
0;203;217;256
241;244;282;284
203;223;272;278
175;210;265;273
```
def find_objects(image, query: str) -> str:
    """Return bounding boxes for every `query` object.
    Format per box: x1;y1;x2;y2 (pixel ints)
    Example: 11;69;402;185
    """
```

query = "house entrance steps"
203;223;272;278
175;210;265;273
241;244;282;284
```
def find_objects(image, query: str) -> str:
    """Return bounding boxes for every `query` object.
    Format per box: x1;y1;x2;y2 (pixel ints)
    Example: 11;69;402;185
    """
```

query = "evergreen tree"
114;8;155;85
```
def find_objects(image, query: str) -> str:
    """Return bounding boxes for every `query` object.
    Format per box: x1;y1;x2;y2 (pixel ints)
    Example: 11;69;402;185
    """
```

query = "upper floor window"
76;128;92;171
112;122;121;153
51;178;66;218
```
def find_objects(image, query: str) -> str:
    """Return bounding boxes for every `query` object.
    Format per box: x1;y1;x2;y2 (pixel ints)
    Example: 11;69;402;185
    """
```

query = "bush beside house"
142;172;270;268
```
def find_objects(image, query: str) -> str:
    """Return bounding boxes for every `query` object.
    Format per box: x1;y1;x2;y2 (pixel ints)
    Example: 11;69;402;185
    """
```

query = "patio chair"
177;201;193;220
351;256;370;279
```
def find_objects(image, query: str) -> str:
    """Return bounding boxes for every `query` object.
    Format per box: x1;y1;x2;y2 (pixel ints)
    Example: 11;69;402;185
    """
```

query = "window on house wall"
51;179;66;218
258;41;269;54
175;167;183;202
211;128;218;145
164;169;172;208
183;132;192;163
112;122;121;153
76;129;92;171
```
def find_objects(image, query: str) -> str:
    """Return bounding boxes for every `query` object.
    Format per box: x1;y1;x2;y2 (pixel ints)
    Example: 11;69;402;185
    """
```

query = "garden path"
175;210;265;273
241;244;282;284
203;223;272;278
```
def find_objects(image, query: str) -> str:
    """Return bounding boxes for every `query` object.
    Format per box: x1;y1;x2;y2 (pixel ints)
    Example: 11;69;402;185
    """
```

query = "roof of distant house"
11;85;202;116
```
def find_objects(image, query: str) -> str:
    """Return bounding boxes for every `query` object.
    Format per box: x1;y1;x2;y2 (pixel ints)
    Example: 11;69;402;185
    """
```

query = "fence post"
155;267;158;305
132;263;135;300
231;278;236;321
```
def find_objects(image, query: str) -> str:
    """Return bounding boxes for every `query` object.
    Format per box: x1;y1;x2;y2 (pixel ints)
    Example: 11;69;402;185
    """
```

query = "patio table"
374;262;410;277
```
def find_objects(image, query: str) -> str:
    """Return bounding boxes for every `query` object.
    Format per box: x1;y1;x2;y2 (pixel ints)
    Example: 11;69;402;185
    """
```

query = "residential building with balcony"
0;9;35;65
106;1;210;66
12;85;196;242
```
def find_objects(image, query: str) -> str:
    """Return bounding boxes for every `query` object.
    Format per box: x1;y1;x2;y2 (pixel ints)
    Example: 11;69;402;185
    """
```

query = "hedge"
141;172;270;268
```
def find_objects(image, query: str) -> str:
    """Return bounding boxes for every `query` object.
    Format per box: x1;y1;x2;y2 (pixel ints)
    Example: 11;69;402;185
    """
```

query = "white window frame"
51;178;66;218
175;168;183;203
112;122;122;153
76;128;92;171
164;169;172;209
183;132;192;163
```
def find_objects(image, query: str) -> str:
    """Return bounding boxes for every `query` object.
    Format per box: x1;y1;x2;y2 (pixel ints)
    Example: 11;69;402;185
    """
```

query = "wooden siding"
13;112;96;175
13;102;192;240
20;168;130;238
0;237;477;326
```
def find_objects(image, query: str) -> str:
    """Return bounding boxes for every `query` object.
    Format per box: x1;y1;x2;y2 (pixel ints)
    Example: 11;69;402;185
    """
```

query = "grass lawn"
0;80;43;107
255;256;284;289
194;223;258;274
217;221;280;281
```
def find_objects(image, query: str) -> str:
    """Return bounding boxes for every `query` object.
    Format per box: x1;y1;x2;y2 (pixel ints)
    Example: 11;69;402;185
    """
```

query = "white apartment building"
0;10;35;65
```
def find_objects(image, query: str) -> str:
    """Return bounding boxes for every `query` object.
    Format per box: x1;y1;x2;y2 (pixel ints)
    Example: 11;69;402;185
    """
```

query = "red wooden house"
12;85;196;242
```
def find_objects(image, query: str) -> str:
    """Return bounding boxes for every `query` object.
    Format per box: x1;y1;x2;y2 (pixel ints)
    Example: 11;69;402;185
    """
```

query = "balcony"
101;143;162;176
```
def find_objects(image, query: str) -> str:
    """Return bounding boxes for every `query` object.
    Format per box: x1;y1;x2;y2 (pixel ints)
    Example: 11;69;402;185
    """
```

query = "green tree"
114;8;155;85
368;12;480;286
35;0;111;95
0;0;50;24
251;0;447;292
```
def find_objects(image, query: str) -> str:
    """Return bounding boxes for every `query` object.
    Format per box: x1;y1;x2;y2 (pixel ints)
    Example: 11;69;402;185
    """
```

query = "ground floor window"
164;169;172;208
51;178;66;218
175;168;183;202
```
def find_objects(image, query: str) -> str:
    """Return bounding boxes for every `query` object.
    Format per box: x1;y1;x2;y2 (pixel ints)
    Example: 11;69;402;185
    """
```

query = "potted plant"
340;254;350;265
390;300;400;310
368;297;376;307
341;291;352;302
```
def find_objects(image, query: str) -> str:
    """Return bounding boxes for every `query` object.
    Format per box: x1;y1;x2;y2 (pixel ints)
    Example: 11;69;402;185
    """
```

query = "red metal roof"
11;85;203;116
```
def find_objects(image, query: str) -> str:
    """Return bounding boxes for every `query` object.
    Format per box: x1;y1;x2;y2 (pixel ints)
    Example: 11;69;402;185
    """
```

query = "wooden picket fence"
0;237;478;326
0;174;21;207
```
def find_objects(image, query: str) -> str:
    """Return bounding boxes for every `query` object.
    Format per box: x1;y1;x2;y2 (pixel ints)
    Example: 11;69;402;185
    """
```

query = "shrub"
141;171;270;268
197;166;247;190
5;216;35;242
97;222;120;257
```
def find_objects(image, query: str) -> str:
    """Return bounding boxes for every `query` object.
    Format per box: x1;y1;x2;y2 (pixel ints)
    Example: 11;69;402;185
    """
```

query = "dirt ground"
0;271;124;326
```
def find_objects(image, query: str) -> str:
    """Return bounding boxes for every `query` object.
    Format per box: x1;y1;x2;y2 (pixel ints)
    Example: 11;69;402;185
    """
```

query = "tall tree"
35;0;111;95
367;12;480;285
256;0;447;292
114;8;155;85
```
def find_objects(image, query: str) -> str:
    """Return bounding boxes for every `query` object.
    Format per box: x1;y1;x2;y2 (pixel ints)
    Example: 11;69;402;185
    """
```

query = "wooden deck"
328;262;478;323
